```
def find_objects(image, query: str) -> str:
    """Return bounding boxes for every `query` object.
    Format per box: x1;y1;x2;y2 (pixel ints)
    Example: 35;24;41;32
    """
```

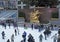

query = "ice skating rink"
0;25;58;42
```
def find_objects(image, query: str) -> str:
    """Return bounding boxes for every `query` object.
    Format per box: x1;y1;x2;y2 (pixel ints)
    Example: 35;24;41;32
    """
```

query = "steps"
18;17;25;23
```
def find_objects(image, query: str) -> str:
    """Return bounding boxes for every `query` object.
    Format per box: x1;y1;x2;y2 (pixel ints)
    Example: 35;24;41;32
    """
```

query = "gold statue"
30;9;40;23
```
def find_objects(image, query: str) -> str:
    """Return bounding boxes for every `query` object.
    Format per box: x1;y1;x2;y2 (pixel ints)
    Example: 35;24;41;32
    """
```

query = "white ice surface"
0;25;58;42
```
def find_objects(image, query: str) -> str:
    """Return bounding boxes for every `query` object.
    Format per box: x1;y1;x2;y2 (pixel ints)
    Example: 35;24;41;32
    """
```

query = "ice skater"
4;23;6;29
50;24;53;30
28;34;35;42
51;34;57;42
24;23;27;29
16;23;19;35
31;23;34;30
14;29;17;36
38;26;41;32
7;39;10;42
22;31;27;42
44;31;47;40
1;31;5;39
17;27;19;35
39;34;43;42
11;34;14;42
2;23;6;29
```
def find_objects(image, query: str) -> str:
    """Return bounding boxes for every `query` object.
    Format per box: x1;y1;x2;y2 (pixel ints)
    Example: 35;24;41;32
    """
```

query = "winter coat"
28;37;35;42
39;35;43;40
22;32;27;38
2;31;5;36
7;39;10;42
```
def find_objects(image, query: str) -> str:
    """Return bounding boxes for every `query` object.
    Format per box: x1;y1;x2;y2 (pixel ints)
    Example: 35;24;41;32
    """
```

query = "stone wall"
18;8;58;23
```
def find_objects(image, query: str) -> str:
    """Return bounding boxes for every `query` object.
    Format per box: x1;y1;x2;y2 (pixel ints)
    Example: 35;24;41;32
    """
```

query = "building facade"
0;0;17;9
0;0;18;23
